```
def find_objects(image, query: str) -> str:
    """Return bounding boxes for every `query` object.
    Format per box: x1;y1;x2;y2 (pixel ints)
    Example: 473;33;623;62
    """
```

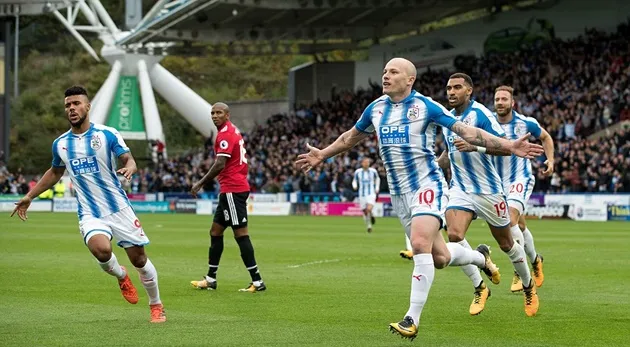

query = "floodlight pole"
13;14;18;97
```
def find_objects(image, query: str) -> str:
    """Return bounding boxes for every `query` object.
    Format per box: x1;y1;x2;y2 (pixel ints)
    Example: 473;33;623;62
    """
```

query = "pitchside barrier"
1;193;628;222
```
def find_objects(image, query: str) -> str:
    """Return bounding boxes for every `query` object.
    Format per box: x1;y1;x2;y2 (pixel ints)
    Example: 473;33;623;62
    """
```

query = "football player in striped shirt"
297;58;543;340
352;157;380;233
438;73;540;318
463;85;552;291
11;86;165;323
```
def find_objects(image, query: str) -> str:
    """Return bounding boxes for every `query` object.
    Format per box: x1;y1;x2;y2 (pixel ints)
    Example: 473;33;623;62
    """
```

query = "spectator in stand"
28;176;39;192
9;21;622;197
0;174;10;194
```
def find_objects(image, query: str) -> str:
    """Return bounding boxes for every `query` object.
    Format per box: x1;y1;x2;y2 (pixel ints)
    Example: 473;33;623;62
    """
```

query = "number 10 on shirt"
419;189;435;206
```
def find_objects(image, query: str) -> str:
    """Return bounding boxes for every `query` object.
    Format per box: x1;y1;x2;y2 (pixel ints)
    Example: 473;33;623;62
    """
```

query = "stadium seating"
1;22;628;196
225;23;630;195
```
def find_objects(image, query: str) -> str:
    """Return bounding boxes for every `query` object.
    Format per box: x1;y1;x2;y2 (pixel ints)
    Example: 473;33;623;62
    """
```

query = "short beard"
450;99;464;108
70;114;87;128
496;108;512;117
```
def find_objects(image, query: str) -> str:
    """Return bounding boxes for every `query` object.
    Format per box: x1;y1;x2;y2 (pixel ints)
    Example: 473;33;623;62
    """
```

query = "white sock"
136;259;161;305
98;253;126;280
405;234;412;251
522;227;538;264
506;243;532;287
446;242;485;268
457;239;483;288
510;224;524;246
405;254;435;327
367;212;373;228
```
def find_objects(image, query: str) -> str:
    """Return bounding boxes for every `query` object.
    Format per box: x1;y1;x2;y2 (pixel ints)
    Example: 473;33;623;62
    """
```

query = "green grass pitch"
1;213;629;346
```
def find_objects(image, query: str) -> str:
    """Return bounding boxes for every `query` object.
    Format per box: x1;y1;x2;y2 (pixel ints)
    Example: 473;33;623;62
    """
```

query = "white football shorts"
391;182;449;237
79;206;149;248
446;186;510;228
504;179;535;215
358;194;377;210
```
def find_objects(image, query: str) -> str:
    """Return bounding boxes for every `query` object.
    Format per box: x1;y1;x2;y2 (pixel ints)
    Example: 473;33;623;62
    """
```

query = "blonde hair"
495;85;514;96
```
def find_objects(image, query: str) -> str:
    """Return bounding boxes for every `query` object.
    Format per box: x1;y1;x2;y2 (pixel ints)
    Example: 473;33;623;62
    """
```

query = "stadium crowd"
132;23;629;196
1;23;629;196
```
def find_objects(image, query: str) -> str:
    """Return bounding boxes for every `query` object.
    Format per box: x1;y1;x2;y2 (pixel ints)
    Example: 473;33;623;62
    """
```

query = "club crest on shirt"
462;116;473;126
90;135;102;150
514;122;528;137
407;106;420;121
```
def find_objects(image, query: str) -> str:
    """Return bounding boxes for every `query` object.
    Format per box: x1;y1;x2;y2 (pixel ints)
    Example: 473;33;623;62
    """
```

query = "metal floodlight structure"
0;0;546;163
61;0;216;147
0;0;217;158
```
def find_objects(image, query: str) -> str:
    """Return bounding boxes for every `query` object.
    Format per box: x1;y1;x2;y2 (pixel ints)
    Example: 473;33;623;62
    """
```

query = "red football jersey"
214;120;250;193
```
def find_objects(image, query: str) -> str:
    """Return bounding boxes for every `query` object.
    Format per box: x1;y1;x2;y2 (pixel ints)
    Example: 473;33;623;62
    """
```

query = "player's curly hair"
64;85;89;98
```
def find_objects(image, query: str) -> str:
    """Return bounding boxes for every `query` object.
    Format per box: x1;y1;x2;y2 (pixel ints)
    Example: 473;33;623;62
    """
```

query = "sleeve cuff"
116;149;131;157
217;153;231;158
354;124;371;134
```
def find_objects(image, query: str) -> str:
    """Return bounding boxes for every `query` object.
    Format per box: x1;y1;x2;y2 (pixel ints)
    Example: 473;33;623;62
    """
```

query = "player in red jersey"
190;102;266;292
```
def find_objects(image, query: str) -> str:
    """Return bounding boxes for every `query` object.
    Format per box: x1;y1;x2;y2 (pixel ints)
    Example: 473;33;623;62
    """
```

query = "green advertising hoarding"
106;76;146;140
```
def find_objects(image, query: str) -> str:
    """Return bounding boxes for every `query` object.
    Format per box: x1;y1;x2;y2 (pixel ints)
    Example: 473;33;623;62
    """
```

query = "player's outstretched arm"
296;127;369;172
11;167;65;221
191;156;227;197
451;121;543;159
539;128;555;175
116;153;137;180
453;139;512;156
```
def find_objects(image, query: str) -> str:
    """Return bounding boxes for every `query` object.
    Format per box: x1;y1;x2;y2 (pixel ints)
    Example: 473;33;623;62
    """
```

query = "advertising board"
53;198;78;213
310;202;384;217
247;202;291;216
607;205;630;221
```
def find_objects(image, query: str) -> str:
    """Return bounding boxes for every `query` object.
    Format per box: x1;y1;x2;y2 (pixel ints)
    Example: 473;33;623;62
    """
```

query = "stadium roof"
117;0;500;55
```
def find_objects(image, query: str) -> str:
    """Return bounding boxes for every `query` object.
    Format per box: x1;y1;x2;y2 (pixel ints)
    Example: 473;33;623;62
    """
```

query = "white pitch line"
287;258;345;268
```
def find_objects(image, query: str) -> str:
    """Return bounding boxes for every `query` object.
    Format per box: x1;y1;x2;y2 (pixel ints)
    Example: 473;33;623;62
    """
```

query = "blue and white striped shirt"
493;110;543;187
354;90;457;196
443;101;505;194
352;168;380;197
52;123;131;220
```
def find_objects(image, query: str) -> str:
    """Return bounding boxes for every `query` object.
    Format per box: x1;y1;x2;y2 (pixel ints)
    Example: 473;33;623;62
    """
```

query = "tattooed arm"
422;96;543;159
450;121;514;153
453;139;512;156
